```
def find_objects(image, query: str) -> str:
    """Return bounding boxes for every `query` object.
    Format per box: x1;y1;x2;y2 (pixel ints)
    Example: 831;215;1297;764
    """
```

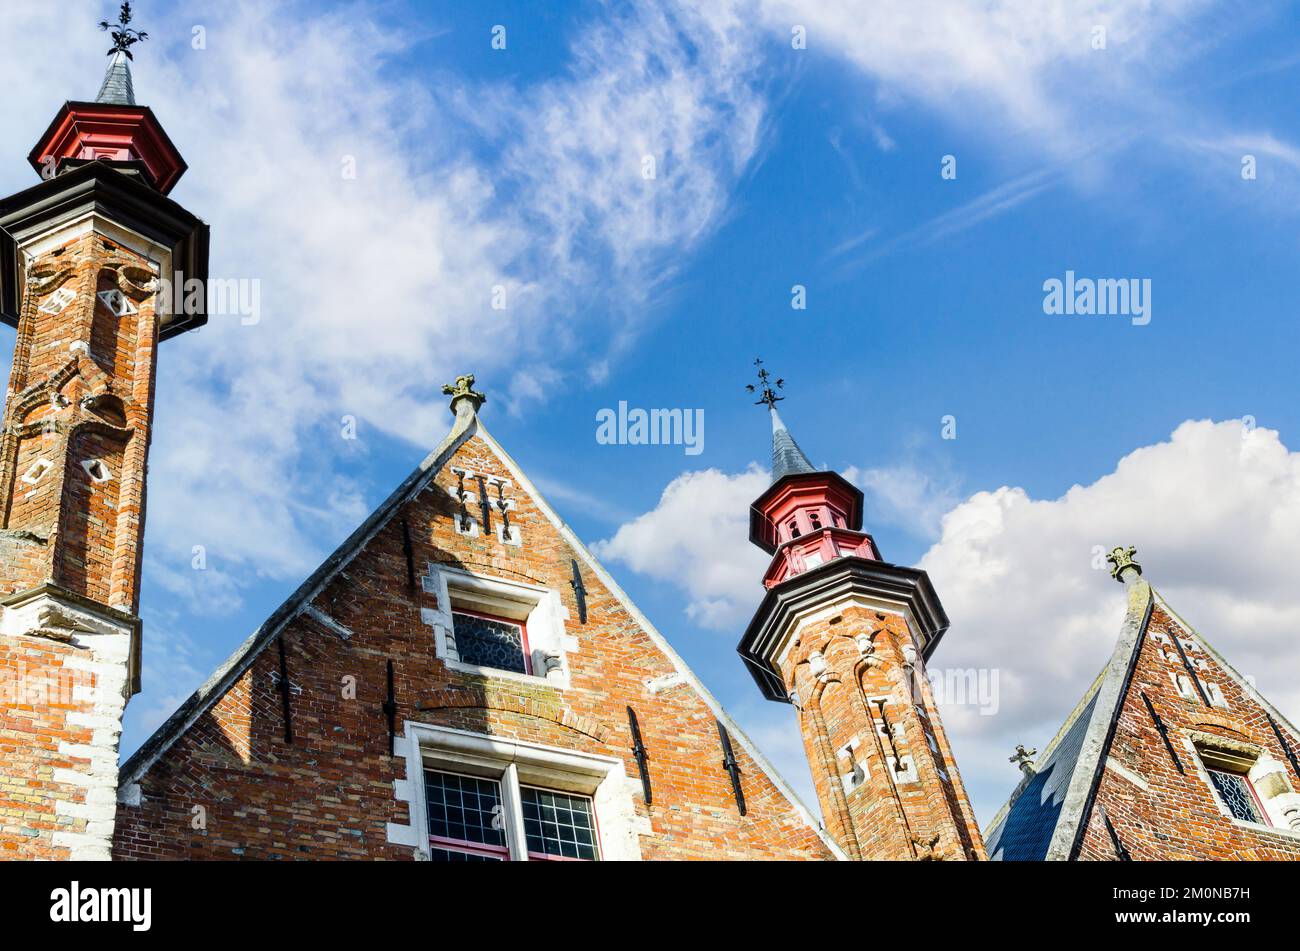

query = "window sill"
1229;818;1300;841
444;657;560;688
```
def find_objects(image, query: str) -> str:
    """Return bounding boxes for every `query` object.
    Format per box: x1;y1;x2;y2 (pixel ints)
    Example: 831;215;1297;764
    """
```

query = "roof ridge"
1048;580;1154;860
984;579;1153;860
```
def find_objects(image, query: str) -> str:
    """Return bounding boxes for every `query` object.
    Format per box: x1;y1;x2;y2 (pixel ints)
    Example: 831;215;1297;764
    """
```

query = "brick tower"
0;8;207;859
738;364;985;859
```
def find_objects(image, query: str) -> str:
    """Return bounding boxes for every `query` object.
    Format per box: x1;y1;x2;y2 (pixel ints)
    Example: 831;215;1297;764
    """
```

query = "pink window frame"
428;835;510;860
424;768;511;860
520;784;601;862
1208;766;1271;827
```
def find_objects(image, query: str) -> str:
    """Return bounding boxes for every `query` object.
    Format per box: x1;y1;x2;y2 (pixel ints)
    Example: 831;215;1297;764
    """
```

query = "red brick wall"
114;430;836;860
0;232;159;611
1078;603;1300;860
0;230;161;858
0;637;98;858
778;607;984;860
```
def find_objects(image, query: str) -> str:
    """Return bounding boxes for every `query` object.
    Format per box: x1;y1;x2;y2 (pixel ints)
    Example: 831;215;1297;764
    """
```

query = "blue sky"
4;0;1300;825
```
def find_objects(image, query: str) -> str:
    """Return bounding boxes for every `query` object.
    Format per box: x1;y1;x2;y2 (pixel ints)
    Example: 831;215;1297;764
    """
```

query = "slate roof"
985;685;1101;860
96;51;136;106
984;581;1300;860
984;579;1154;860
770;407;815;481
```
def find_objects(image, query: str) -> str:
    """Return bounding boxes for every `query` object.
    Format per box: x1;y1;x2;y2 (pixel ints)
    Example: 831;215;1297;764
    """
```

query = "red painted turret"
745;366;876;588
27;51;187;195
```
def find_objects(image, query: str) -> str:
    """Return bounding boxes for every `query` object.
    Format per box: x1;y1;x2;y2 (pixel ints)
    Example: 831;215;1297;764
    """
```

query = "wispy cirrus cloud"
1;0;774;590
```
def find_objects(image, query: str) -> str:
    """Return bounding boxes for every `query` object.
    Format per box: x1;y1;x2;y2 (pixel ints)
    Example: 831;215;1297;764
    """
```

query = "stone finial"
1107;545;1142;584
1010;744;1038;777
441;374;486;414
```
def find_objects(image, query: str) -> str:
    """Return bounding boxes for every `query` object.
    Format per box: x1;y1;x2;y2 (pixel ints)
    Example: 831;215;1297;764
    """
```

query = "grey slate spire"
96;51;136;106
770;406;815;481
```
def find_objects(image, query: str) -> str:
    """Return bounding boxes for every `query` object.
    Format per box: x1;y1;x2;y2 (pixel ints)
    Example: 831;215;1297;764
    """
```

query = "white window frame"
1184;731;1300;837
420;563;574;687
389;723;643;860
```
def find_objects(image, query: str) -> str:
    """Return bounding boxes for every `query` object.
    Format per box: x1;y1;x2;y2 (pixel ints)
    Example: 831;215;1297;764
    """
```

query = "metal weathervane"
745;357;785;409
100;2;149;59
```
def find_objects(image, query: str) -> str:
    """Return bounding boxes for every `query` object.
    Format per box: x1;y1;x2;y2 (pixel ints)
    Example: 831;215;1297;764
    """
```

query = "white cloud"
753;0;1212;150
923;418;1300;823
844;461;962;540
601;421;1300;827
596;453;964;629
594;466;771;630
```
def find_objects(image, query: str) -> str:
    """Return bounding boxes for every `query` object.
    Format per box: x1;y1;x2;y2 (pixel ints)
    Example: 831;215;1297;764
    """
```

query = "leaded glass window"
424;769;509;860
423;768;601;861
521;786;599;861
451;610;529;674
1207;768;1266;825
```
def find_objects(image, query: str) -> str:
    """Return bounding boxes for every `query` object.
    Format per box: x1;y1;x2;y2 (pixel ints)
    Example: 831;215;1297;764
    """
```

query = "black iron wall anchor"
627;706;652;805
1140;691;1184;774
454;471;470;529
383;659;398;753
873;698;906;774
277;636;294;745
570;558;588;624
716;719;746;815
1265;711;1300;783
1168;631;1211;707
1101;809;1133;861
494;481;511;538
475;474;492;535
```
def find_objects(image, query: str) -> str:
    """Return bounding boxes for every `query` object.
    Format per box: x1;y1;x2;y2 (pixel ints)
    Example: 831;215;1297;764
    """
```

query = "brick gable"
987;574;1300;861
1077;599;1300;860
114;407;838;860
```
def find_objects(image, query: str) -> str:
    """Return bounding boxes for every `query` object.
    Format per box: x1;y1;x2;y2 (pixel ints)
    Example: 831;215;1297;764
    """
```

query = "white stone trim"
1184;731;1300;838
387;722;642;861
419;562;571;688
1105;758;1151;792
19;212;172;275
81;458;113;483
1170;671;1196;700
644;671;686;694
301;605;352;641
20;459;52;485
1205;681;1229;709
888;754;919;784
774;595;927;674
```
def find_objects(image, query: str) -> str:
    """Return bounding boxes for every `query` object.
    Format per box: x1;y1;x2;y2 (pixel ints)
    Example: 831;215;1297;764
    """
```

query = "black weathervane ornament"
100;2;149;59
745;357;785;409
